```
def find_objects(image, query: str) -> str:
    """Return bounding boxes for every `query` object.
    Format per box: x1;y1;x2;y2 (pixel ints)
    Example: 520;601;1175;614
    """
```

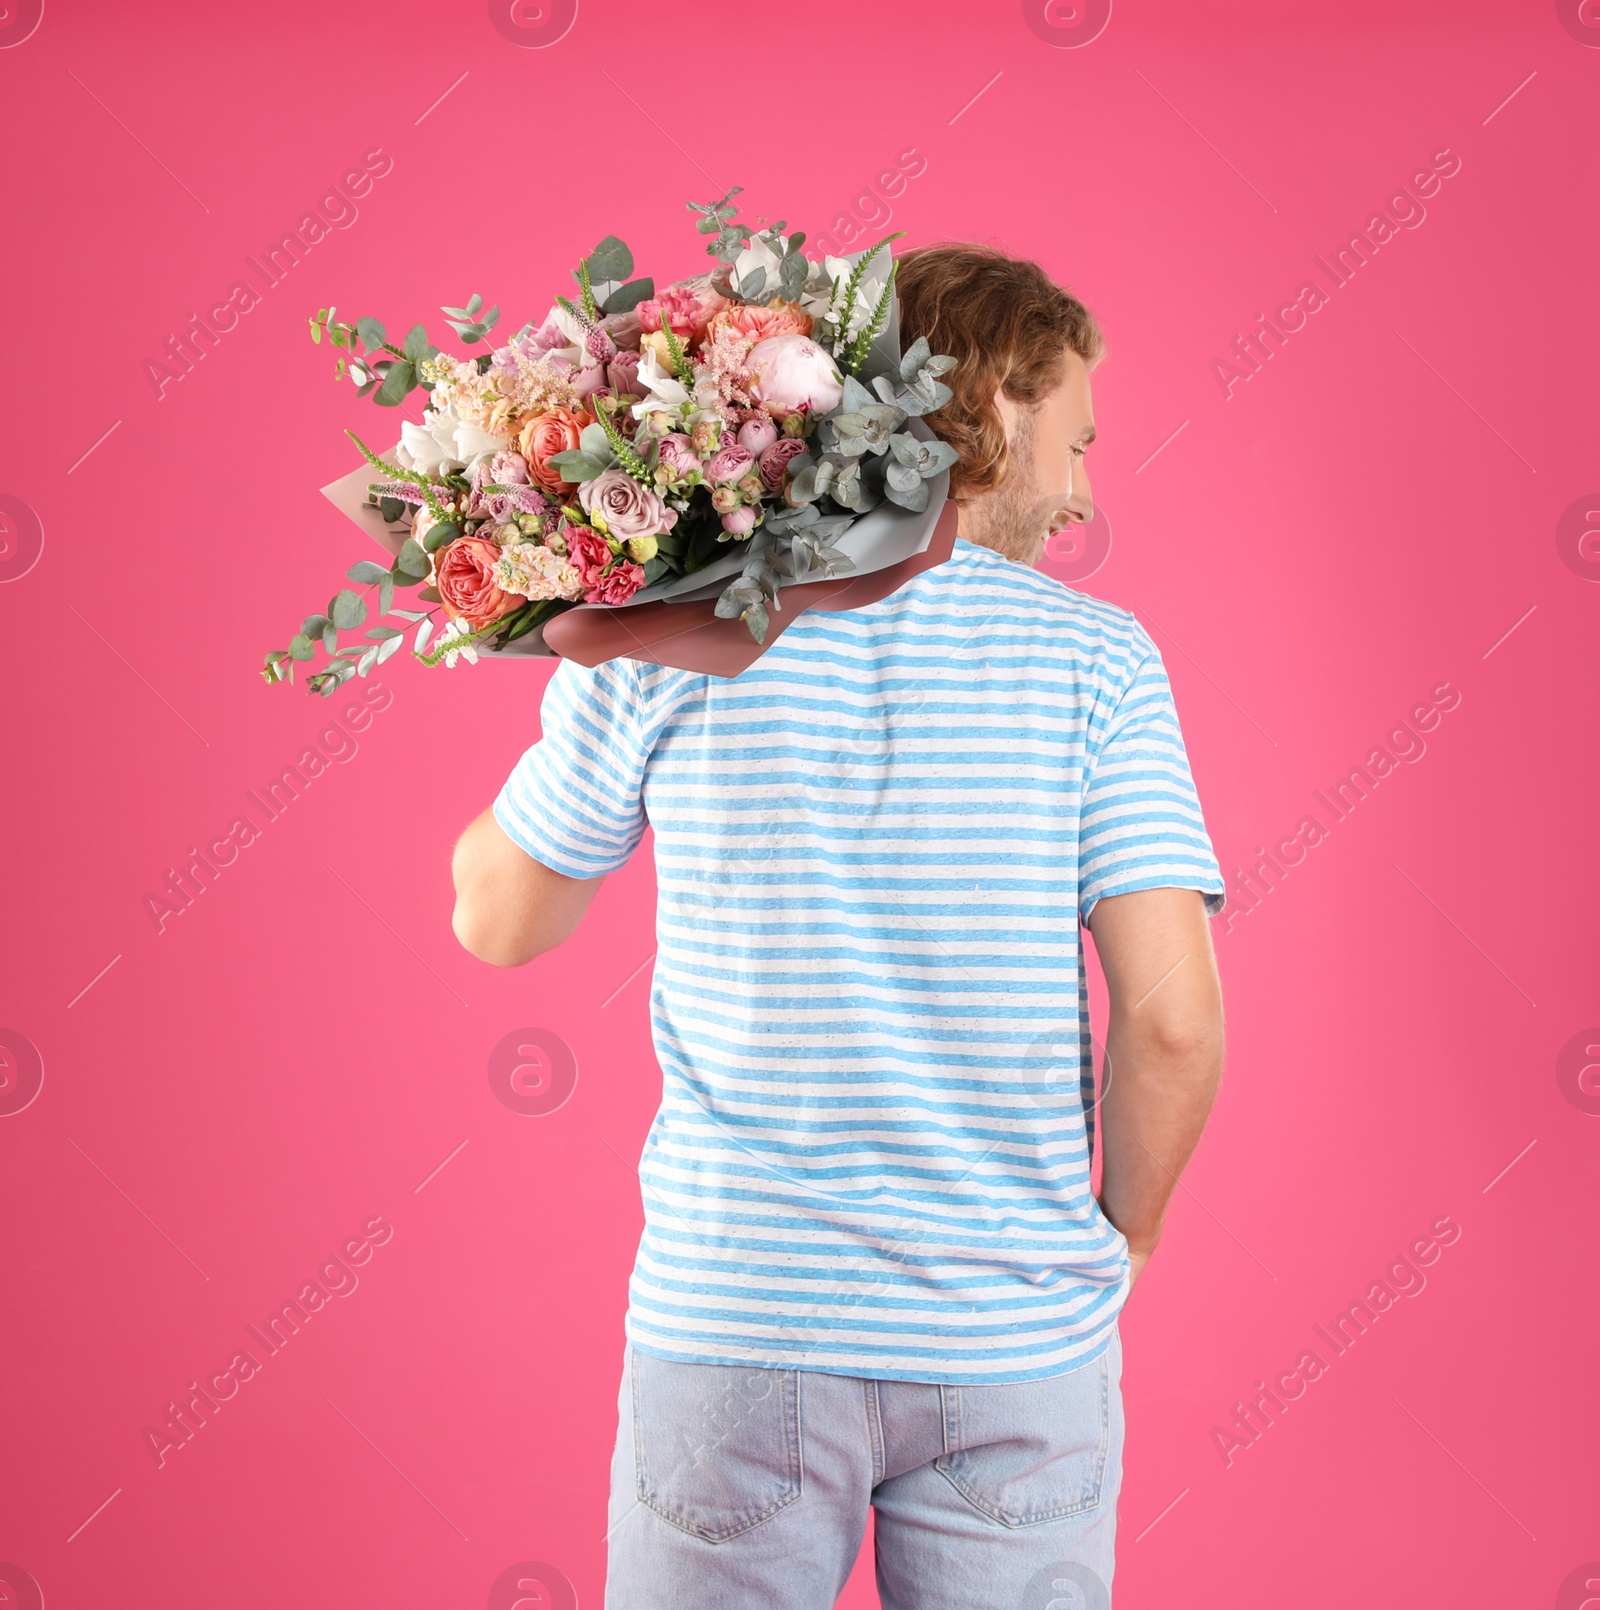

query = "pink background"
3;1;1598;1605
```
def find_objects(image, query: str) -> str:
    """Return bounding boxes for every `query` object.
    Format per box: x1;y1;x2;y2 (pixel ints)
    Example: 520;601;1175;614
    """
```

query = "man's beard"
959;410;1058;567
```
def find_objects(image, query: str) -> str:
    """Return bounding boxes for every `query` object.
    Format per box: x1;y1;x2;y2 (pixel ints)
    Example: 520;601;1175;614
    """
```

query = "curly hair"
895;245;1104;502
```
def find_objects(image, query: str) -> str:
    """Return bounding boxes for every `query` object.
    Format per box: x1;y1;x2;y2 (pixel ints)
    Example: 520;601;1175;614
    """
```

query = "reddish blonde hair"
895;245;1104;500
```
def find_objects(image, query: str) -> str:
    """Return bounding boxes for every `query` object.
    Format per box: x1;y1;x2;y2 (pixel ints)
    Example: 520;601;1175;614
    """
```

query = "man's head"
896;245;1103;566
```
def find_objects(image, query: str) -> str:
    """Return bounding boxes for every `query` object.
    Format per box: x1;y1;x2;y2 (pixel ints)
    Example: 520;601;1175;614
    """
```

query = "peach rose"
434;536;521;630
517;406;591;495
708;301;814;344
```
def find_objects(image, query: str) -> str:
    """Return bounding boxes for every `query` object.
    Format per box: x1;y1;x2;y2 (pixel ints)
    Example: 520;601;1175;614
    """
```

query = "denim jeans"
605;1331;1123;1609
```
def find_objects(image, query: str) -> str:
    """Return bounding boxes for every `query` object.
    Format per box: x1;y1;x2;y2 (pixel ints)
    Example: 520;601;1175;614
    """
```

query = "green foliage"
441;294;500;344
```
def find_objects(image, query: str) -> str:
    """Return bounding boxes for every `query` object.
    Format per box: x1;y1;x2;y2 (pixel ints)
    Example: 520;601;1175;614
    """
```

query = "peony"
579;467;679;540
518;406;590;494
435;536;522;629
737;416;779;455
705;444;755;485
758;436;808;491
709;301;814;345
748;334;843;418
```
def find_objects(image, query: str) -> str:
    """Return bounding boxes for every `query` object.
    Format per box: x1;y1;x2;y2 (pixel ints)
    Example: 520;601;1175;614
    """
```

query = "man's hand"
450;807;604;967
1086;886;1225;1292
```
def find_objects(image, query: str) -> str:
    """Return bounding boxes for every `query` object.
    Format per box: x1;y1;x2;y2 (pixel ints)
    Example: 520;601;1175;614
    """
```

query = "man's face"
960;349;1097;566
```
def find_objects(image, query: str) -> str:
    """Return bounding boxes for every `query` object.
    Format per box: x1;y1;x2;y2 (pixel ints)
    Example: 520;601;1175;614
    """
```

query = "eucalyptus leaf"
402;323;429;360
548;449;611;483
330;589;368;630
396;538;431;578
602;276;654;314
376;635;403;663
586;235;634;282
365;625;403;641
374;360;416;406
355;317;386;351
347;559;390;584
422;520;461;554
377;496;405;523
357;646;379;676
288;633;316;661
378;575;394;616
301;613;331;639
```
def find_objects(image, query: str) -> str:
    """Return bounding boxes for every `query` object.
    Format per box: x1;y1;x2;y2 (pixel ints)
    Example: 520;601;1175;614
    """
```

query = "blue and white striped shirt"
496;537;1224;1383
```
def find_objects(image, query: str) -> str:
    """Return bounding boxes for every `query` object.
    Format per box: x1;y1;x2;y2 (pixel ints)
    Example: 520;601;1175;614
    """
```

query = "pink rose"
758;437;808;491
579;466;678;541
709;301;814;344
655;433;698;477
705;444;755;485
599;307;642;351
434;536;521;630
606;350;645;398
570;363;607;403
737;417;779;455
518;407;590;495
721;505;757;536
749;334;844;418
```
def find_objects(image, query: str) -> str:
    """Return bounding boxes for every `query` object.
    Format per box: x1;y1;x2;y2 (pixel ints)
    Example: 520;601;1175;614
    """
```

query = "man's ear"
993;385;1024;443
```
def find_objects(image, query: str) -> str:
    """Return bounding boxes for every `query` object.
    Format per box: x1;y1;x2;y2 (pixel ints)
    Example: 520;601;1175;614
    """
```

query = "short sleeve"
493;656;651;878
1077;637;1226;922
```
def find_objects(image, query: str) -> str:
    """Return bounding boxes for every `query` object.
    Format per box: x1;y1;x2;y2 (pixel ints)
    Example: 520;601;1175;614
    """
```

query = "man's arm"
450;807;604;967
1085;886;1225;1288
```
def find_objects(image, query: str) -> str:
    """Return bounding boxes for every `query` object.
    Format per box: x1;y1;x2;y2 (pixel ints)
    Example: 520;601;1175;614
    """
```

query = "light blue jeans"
605;1331;1123;1609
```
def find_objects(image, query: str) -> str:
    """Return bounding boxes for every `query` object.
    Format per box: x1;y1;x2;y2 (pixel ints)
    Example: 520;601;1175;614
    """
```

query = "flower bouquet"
265;188;958;694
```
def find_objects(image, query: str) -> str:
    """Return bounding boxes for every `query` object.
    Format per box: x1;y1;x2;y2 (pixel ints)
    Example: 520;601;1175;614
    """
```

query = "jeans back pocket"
935;1349;1112;1527
631;1349;803;1543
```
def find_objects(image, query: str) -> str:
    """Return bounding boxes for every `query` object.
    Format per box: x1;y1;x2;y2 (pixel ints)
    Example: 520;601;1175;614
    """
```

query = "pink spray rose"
748;334;844;418
578;467;678;540
737;417;779;455
758;437;808;491
655;433;699;477
721;505;758;536
705;444;756;485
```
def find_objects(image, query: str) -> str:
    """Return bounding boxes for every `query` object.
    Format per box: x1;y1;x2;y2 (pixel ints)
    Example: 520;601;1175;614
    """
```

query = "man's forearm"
1096;1014;1224;1259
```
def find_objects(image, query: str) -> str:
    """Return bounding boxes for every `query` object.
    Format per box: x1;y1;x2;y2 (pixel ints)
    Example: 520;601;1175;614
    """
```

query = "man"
451;244;1227;1609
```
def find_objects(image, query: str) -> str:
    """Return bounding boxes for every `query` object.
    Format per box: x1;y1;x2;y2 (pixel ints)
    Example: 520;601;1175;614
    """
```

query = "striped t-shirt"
495;536;1224;1384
